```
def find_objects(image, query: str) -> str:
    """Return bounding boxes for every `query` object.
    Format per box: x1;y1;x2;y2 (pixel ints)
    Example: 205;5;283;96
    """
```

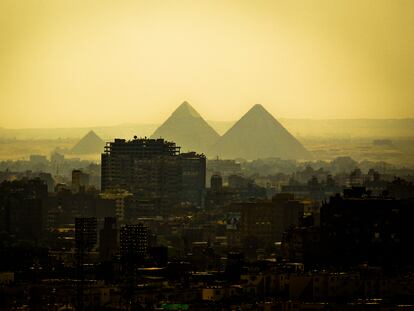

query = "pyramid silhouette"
70;130;105;154
150;101;220;153
208;104;311;160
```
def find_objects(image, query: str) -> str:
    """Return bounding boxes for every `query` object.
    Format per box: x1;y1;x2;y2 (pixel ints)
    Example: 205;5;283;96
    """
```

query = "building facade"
101;138;206;212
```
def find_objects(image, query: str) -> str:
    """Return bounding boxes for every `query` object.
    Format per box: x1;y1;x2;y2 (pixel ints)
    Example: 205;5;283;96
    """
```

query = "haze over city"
1;2;414;310
1;0;414;128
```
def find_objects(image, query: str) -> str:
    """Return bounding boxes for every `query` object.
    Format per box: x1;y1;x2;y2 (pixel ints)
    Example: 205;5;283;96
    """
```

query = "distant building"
29;155;48;165
281;175;341;201
71;169;90;193
227;194;304;251
50;151;64;164
179;151;206;207
44;192;116;227
387;177;414;199
38;172;55;192
101;138;206;212
206;159;241;186
210;173;223;193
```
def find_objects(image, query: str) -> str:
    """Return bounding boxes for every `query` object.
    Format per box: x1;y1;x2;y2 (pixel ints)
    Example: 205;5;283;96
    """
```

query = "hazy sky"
1;0;413;128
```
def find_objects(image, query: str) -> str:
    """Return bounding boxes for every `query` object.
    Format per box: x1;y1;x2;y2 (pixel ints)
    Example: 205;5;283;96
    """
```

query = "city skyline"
1;2;414;310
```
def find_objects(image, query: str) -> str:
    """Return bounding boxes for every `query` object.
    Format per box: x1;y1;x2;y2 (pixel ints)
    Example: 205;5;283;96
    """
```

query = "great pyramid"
150;101;220;153
208;104;311;160
70;130;105;154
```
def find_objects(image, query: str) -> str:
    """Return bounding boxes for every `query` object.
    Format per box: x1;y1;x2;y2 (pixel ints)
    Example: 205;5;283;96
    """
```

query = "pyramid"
150;101;220;153
70;130;105;154
208;104;311;160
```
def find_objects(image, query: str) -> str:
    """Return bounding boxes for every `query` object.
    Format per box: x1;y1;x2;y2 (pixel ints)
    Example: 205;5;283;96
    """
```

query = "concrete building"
71;169;90;193
101;138;206;212
120;223;149;263
99;217;118;262
320;187;414;266
75;217;97;251
99;189;132;222
227;193;304;250
0;179;48;241
210;173;223;193
206;158;241;187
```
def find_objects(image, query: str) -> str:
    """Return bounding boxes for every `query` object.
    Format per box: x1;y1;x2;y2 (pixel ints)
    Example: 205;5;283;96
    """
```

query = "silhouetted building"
210;173;223;193
120;224;149;263
228;174;250;189
0;179;48;241
99;189;132;222
228;194;304;251
179;152;206;207
71;169;90;193
206;158;241;187
99;217;118;262
320;187;414;267
148;246;168;267
75;217;97;251
387;177;414;199
282;226;322;265
101;137;206;212
29;155;48;165
44;191;116;226
281;175;341;201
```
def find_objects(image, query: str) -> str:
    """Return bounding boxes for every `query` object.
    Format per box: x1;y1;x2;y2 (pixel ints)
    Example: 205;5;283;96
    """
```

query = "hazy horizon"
3;115;414;131
1;0;414;128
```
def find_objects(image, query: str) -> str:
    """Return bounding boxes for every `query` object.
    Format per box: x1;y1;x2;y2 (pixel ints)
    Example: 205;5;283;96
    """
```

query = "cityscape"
1;1;414;311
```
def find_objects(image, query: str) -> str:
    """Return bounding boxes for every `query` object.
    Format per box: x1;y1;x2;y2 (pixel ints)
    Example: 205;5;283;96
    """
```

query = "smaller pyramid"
70;130;105;154
151;101;220;153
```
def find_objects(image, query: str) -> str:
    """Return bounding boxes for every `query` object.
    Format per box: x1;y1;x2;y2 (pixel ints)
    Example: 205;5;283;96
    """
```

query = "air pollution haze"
2;2;414;310
1;0;414;129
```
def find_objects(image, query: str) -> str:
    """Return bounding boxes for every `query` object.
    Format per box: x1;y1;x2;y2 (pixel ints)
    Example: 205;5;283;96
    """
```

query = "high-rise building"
72;170;90;193
101;138;206;211
320;188;414;266
210;174;223;193
99;217;118;262
179;151;206;206
120;224;149;263
228;194;304;249
75;217;97;251
0;179;48;241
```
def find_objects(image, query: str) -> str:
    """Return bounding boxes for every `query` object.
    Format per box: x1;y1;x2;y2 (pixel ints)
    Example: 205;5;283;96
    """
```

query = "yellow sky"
1;0;413;128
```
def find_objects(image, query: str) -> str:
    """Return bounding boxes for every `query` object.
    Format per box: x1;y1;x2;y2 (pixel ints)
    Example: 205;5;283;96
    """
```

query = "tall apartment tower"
72;169;90;193
120;224;149;263
101;137;206;210
75;217;97;251
0;179;48;241
99;217;118;262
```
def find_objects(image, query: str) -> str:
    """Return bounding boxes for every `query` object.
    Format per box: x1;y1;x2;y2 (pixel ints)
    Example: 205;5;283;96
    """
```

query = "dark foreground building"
0;179;48;241
284;187;414;268
320;188;414;268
